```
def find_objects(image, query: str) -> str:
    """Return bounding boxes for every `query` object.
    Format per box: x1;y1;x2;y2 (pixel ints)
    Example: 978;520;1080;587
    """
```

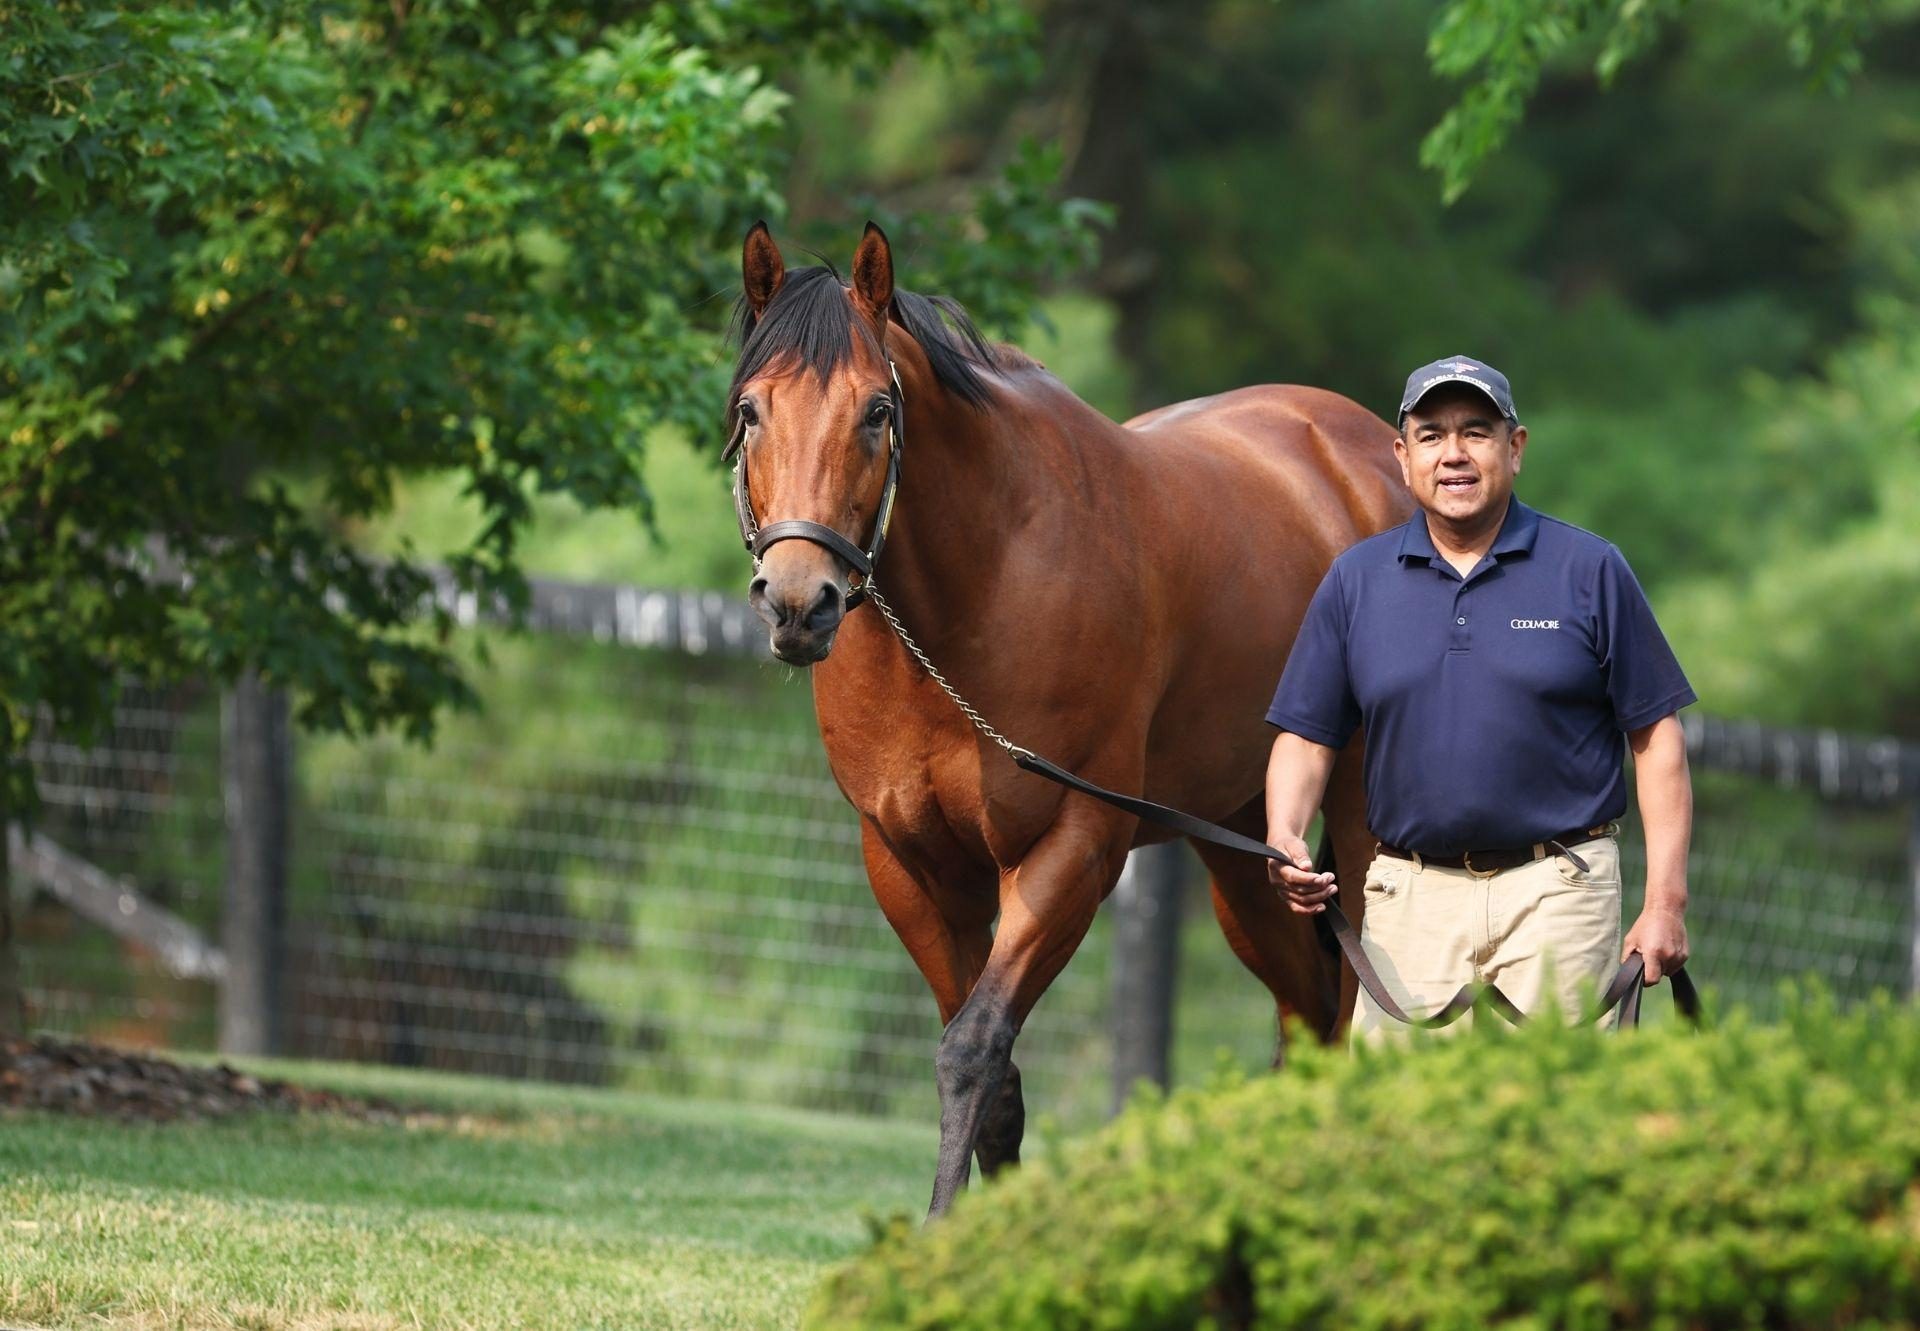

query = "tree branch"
108;219;329;405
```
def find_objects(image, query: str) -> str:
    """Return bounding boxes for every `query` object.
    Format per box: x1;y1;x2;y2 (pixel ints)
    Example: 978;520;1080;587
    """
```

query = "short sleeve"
1593;544;1697;731
1265;562;1360;748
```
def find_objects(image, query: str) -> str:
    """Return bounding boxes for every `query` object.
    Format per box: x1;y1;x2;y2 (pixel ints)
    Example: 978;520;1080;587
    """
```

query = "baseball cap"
1397;356;1518;427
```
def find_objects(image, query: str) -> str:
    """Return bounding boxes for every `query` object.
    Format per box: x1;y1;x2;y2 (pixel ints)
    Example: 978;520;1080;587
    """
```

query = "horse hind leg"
974;1061;1024;1177
1191;798;1343;1062
1316;735;1375;1033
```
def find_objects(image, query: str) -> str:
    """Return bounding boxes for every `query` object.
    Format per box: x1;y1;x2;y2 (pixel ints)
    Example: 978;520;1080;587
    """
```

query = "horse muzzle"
750;571;846;665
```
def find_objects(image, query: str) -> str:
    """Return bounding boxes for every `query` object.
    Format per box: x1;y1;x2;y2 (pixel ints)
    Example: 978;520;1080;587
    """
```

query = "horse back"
1112;383;1411;820
1124;383;1406;545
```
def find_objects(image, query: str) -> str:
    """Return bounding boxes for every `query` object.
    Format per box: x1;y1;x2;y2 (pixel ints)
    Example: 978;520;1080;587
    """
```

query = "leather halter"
726;360;905;611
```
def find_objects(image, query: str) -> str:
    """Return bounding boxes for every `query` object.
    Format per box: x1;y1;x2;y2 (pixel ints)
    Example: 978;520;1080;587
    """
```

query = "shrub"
809;993;1920;1330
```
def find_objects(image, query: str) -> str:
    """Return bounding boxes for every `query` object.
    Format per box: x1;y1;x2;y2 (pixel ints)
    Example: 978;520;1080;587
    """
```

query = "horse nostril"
749;576;785;627
804;580;844;632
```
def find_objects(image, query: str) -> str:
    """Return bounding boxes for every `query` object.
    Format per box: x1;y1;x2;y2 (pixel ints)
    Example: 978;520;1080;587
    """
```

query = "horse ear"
742;220;784;319
850;221;894;320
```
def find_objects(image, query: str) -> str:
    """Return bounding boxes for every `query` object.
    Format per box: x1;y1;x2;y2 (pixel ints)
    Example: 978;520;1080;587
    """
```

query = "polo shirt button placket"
1451;590;1470;652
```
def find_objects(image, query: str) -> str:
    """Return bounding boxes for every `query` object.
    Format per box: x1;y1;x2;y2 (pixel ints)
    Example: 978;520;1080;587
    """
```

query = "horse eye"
738;400;759;427
865;401;892;429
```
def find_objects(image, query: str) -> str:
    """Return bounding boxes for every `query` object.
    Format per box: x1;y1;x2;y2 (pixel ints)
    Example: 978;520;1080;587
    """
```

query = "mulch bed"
1;1035;409;1125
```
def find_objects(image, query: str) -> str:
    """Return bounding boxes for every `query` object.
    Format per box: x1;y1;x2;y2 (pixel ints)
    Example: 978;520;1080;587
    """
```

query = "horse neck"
861;341;1134;663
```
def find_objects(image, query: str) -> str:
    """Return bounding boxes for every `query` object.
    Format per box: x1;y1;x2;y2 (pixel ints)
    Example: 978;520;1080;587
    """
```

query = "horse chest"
811;670;1032;874
818;702;970;829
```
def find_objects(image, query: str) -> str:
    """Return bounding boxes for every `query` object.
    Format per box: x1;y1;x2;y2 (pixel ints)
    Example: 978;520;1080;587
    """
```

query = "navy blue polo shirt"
1265;500;1695;854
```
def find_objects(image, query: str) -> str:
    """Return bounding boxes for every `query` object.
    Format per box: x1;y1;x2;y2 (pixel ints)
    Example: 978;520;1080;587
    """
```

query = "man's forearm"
1630;714;1692;913
1265;731;1338;843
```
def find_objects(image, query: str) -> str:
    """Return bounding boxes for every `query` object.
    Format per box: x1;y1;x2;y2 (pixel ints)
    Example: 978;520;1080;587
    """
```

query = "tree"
1422;0;1890;200
1658;181;1920;735
1419;0;1920;735
0;0;1103;1031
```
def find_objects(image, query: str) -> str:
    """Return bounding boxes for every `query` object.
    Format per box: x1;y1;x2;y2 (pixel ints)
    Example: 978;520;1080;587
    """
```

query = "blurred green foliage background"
9;0;1918;754
350;0;1920;738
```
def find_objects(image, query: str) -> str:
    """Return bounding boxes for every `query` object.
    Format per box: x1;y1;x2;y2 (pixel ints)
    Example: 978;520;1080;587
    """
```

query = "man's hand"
1266;835;1338;914
1626;713;1692;986
1622;904;1688;984
1264;731;1340;913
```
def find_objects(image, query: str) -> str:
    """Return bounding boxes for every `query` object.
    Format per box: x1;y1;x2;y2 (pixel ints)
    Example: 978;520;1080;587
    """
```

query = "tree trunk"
1052;0;1203;411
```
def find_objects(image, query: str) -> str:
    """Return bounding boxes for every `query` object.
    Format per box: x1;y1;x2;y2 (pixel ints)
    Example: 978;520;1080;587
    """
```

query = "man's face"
1394;383;1528;530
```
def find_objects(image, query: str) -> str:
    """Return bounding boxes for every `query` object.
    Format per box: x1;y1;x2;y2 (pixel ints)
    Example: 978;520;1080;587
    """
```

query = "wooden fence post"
1110;840;1187;1115
220;673;291;1056
0;783;19;1039
1909;801;1920;1000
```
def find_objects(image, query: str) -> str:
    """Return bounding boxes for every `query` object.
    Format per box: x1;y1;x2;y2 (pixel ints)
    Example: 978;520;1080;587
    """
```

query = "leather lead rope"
860;594;1699;1028
1013;749;1700;1029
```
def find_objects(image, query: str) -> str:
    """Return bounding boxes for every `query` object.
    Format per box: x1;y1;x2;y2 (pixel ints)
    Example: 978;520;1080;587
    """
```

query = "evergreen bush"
810;992;1920;1330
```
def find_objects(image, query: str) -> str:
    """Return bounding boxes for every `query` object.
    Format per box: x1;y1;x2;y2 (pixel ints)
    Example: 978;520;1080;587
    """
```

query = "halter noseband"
727;359;905;611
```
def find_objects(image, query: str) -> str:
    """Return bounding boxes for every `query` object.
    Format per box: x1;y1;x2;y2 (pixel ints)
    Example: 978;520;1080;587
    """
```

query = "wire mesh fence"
16;627;1918;1127
22;685;227;1050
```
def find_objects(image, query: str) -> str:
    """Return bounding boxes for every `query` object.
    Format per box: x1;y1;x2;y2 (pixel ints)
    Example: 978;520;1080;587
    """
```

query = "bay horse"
728;221;1409;1217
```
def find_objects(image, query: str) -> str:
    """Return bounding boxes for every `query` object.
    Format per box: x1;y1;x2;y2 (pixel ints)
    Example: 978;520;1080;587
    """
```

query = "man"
1264;356;1693;1036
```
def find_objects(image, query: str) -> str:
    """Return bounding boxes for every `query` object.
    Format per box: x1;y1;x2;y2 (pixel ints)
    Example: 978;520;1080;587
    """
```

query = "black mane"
727;266;1016;417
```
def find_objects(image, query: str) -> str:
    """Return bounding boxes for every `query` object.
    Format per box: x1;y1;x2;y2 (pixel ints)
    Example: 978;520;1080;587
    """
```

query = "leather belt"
1376;823;1614;877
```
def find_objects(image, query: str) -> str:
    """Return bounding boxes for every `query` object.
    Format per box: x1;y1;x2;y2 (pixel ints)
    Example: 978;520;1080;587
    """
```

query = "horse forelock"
727;267;868;409
726;264;1022;427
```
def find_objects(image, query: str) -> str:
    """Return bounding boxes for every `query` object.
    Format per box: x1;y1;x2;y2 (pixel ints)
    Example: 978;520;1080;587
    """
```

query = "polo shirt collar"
1490;499;1541;558
1396;513;1439;563
1397;498;1541;566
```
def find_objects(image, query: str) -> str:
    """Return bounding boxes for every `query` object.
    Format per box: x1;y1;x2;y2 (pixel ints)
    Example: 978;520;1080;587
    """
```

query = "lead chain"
865;583;1032;761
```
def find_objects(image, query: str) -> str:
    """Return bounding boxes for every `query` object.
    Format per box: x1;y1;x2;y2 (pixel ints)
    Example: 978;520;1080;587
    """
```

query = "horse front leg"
928;806;1131;1218
858;820;1010;1179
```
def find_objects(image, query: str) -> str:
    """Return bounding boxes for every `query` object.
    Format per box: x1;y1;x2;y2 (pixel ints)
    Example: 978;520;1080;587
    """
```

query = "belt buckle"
1461;850;1499;879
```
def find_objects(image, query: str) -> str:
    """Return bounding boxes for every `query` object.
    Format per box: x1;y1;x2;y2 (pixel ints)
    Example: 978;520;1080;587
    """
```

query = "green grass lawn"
0;1059;936;1330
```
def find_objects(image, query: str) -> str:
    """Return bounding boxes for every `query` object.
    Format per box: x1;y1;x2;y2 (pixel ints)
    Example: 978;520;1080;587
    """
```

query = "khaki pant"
1350;833;1623;1044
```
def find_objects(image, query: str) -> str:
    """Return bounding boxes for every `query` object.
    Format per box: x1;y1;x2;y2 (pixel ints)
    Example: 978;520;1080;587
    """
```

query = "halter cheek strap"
730;360;905;611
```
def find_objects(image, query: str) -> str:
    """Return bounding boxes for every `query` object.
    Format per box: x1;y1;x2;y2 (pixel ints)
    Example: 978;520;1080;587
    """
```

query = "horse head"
727;221;902;665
